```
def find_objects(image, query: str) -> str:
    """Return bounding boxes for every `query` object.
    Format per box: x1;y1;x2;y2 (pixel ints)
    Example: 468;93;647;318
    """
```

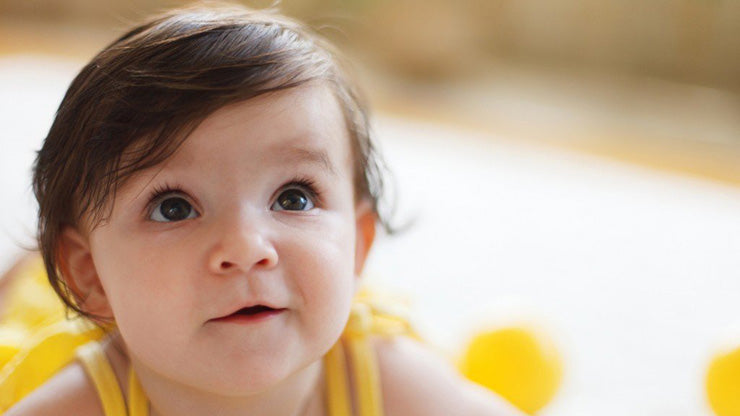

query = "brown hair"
32;4;391;319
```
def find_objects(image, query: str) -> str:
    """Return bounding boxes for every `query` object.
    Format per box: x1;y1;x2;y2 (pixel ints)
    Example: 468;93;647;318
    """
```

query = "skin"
6;84;524;416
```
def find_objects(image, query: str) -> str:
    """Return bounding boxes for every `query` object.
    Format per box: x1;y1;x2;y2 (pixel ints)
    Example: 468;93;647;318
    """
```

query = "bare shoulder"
4;361;103;416
373;336;525;416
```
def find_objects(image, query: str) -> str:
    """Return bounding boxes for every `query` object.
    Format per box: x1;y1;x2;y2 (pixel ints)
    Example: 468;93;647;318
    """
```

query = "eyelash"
145;182;192;216
280;176;321;206
144;177;322;217
148;183;184;201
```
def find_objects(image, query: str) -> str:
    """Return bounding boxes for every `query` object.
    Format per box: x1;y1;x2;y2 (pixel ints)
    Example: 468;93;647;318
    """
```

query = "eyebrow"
277;146;338;176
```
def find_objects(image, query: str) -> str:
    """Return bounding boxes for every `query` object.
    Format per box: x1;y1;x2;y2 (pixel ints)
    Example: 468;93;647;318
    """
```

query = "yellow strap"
324;341;353;416
0;319;104;411
127;365;148;416
347;337;383;416
76;342;128;416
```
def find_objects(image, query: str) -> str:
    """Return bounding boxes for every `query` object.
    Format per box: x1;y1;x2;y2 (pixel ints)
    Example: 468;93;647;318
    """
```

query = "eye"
149;196;198;222
272;188;315;211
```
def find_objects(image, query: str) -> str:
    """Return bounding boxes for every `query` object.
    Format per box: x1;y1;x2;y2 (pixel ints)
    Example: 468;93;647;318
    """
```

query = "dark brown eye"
272;189;314;211
150;197;197;222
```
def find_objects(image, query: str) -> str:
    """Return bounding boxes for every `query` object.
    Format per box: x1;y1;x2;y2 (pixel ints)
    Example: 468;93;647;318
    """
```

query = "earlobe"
59;227;112;318
354;202;377;277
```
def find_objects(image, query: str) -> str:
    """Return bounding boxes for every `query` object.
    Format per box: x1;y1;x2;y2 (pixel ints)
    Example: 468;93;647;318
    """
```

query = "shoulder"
4;361;104;416
373;336;526;416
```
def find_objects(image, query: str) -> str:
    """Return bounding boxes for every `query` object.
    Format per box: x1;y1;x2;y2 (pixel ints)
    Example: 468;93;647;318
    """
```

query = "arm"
375;336;527;416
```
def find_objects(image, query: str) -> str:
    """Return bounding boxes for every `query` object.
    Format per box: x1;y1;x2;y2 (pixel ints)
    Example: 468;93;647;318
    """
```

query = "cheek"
90;226;198;328
286;220;357;329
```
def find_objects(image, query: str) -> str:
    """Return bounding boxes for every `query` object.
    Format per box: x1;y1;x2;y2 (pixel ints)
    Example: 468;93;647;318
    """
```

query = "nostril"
257;258;272;266
220;261;235;269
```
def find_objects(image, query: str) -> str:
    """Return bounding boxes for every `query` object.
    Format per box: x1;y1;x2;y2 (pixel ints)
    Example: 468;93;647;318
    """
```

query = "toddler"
5;4;522;416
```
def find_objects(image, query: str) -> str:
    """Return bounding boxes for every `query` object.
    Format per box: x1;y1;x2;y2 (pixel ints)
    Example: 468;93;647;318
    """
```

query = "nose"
206;212;278;275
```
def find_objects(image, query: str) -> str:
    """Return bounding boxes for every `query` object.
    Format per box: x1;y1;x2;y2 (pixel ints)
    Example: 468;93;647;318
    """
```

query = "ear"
354;201;377;277
58;227;112;318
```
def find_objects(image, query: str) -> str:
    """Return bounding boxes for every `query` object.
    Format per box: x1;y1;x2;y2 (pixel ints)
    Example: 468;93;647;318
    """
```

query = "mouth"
212;305;286;324
235;305;278;316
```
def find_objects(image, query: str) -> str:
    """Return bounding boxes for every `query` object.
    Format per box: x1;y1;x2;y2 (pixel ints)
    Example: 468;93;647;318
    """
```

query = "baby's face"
85;84;371;394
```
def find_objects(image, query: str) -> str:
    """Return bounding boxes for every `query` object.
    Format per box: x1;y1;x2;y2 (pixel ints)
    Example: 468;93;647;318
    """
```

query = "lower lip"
211;309;286;324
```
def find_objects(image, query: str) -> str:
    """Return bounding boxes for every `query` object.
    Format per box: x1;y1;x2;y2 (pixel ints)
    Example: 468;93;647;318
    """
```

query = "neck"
102;334;326;416
132;357;324;416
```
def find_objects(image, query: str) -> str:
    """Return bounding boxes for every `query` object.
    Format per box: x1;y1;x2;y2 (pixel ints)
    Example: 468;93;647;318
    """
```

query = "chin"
201;355;305;396
194;370;284;397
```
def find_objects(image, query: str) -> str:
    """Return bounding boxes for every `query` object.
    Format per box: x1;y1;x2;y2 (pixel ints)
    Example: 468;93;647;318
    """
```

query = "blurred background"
1;1;740;415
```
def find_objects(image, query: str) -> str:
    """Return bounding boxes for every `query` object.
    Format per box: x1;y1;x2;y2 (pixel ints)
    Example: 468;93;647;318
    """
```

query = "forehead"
168;83;352;173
